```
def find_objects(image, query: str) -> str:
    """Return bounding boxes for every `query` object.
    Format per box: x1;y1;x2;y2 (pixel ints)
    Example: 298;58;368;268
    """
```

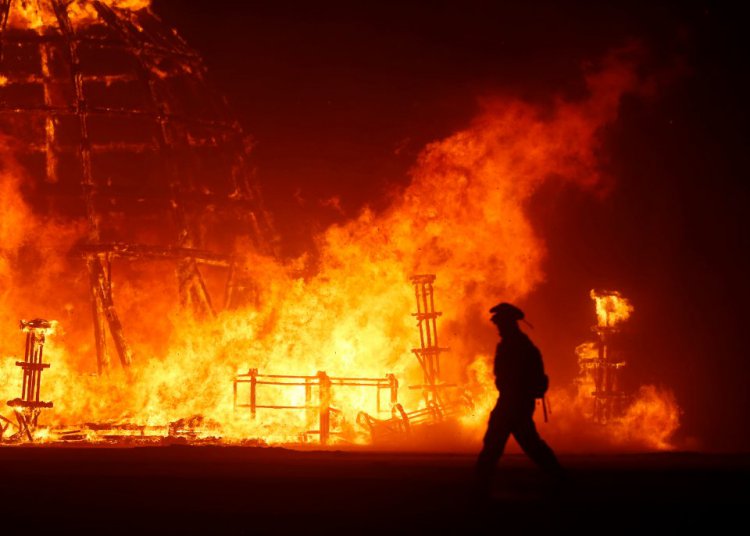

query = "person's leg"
474;398;513;496
512;400;565;479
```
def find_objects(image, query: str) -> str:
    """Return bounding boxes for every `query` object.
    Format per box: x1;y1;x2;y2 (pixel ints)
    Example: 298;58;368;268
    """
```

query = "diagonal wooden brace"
177;257;215;318
87;255;133;369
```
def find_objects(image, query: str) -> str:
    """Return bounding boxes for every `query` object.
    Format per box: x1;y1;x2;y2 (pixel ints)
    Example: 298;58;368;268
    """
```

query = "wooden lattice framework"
0;1;275;373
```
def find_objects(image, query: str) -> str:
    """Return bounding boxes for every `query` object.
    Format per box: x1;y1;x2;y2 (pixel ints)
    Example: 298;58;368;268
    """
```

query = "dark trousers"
476;395;563;486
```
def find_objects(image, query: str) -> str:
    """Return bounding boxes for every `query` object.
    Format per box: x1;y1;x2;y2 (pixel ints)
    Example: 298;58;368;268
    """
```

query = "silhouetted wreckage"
0;3;471;446
578;290;631;423
0;1;275;375
2;320;54;442
230;274;472;445
233;370;399;445
0;274;473;444
356;275;473;443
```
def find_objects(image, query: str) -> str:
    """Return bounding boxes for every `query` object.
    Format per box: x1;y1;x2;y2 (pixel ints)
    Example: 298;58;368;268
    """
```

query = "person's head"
489;302;524;337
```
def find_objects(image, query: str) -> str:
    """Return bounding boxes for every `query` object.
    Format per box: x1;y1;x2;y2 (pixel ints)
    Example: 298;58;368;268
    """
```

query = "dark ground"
1;447;747;534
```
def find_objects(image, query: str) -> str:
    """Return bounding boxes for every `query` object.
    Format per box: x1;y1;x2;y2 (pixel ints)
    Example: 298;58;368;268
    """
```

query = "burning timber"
233;371;399;445
2;319;54;441
577;290;633;424
231;274;472;446
1;274;471;445
0;1;275;375
0;3;680;450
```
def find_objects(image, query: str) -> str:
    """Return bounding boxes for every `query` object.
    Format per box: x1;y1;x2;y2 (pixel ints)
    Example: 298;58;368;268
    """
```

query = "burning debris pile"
1;2;680;449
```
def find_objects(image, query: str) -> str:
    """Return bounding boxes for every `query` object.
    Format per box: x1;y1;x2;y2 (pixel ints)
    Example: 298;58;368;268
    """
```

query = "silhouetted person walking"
475;302;564;497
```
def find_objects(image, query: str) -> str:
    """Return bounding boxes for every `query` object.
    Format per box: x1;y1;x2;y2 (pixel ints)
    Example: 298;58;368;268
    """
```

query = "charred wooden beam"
88;256;111;374
410;274;449;406
234;370;398;444
0;104;242;135
95;1;219;320
1;0;14;71
224;261;238;310
75;243;231;267
0;1;10;36
3;20;203;63
6;319;55;441
51;0;100;239
177;258;215;318
87;255;133;368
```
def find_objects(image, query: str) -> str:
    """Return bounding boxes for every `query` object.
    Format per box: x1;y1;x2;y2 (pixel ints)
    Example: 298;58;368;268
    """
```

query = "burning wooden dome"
0;1;275;372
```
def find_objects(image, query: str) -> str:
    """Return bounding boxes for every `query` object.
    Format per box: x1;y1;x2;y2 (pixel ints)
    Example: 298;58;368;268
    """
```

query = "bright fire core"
0;1;679;449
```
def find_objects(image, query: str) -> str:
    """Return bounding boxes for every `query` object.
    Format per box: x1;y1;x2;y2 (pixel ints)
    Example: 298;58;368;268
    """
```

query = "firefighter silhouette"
475;302;565;495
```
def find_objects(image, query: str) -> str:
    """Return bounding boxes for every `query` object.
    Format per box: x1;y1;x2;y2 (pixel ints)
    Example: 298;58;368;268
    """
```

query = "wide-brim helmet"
489;302;525;324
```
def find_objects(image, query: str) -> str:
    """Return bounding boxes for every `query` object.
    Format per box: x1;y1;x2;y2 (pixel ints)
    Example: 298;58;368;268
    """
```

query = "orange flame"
6;0;150;30
0;43;676;449
591;289;634;328
560;290;681;450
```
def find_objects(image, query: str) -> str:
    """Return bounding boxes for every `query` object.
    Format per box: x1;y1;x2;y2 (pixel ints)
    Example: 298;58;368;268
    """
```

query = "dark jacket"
493;330;547;399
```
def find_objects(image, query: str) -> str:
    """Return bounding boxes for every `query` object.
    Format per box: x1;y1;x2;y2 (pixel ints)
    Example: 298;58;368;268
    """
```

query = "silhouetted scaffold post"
409;274;451;406
7;319;55;441
579;290;630;423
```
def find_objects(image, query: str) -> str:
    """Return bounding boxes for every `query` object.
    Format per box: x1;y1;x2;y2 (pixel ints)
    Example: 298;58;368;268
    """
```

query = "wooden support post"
177;258;215;318
410;275;446;405
224;261;237;310
388;374;398;406
88;256;133;368
317;371;331;445
87;256;110;374
11;320;54;441
249;368;258;419
94;2;221;321
305;378;313;428
232;378;238;411
421;283;433;349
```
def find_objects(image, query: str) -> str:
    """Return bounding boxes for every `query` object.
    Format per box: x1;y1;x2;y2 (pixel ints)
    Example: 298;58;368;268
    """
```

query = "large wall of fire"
1;1;680;449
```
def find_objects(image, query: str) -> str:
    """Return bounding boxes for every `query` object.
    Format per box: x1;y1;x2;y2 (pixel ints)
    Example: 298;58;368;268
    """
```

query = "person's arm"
527;344;548;397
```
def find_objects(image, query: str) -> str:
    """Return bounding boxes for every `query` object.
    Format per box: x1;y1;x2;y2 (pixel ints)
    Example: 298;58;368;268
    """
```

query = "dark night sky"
152;1;748;451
